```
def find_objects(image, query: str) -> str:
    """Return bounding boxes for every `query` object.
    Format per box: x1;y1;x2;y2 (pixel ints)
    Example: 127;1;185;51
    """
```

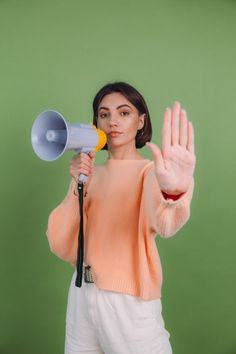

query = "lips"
109;131;122;137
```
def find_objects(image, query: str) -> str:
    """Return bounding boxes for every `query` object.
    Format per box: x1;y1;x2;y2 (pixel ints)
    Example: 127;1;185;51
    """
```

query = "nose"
109;113;119;127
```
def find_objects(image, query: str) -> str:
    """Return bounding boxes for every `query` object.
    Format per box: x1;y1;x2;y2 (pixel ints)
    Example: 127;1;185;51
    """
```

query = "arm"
144;101;196;237
143;165;195;238
46;178;82;264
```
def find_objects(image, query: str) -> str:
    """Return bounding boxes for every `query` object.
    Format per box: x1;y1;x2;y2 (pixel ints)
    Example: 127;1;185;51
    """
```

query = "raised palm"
146;101;196;194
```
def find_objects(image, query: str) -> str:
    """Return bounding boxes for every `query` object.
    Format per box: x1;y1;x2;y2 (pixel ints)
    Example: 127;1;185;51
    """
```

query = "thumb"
145;142;165;171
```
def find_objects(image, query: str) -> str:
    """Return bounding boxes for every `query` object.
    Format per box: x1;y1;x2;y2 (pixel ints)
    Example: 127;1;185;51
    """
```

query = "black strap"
75;182;84;287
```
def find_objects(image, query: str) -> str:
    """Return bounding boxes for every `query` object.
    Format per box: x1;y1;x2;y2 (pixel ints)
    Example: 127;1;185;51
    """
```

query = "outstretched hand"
146;101;196;194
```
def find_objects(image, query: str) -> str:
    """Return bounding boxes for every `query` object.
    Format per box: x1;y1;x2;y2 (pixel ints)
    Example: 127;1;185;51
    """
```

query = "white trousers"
65;270;173;354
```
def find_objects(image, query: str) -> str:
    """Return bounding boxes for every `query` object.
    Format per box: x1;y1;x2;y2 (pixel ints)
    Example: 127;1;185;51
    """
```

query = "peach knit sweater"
46;158;194;300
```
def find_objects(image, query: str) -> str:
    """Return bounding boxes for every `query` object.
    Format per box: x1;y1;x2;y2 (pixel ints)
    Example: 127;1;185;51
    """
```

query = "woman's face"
97;92;145;149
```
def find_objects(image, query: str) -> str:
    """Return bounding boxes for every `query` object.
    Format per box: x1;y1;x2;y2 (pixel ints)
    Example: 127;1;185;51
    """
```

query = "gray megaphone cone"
31;109;107;183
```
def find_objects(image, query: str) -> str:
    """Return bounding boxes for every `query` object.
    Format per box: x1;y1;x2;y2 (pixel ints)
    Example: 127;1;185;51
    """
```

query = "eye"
99;113;108;118
120;111;130;116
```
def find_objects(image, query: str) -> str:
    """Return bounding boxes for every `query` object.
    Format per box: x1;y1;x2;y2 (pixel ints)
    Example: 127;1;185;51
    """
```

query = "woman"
46;81;196;354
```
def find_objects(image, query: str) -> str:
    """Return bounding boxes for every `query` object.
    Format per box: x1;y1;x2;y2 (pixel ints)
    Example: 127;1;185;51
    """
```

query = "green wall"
1;1;235;353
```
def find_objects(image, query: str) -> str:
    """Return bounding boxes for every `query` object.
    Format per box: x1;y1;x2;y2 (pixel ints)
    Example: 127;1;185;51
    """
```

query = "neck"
107;143;143;160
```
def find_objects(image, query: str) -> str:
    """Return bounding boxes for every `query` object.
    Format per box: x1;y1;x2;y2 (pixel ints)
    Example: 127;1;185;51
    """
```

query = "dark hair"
92;81;152;150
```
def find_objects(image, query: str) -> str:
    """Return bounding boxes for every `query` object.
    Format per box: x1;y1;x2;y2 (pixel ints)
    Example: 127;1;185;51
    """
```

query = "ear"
138;113;146;130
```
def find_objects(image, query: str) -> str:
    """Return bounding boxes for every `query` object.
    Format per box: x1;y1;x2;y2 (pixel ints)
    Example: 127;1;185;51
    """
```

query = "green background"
0;0;235;353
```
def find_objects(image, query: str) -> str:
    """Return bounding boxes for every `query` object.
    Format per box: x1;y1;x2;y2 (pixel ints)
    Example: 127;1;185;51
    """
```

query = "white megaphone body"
31;109;107;184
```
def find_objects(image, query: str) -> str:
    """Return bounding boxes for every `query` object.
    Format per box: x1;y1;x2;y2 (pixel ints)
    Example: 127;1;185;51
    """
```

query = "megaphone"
31;109;107;184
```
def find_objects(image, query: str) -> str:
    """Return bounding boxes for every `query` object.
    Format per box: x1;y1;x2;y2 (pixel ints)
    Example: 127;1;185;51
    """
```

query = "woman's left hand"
146;101;196;194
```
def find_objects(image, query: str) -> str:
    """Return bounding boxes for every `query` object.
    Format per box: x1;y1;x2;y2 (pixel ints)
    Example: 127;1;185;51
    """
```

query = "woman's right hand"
69;151;96;189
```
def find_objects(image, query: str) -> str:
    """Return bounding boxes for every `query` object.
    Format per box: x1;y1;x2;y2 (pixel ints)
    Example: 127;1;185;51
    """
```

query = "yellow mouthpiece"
92;124;107;151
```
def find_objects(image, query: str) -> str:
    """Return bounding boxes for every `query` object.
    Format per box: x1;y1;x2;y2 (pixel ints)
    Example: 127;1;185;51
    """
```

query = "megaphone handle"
77;149;93;184
78;173;88;184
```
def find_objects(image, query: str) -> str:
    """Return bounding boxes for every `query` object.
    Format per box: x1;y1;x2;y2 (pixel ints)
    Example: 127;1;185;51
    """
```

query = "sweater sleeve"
143;163;195;238
46;178;84;264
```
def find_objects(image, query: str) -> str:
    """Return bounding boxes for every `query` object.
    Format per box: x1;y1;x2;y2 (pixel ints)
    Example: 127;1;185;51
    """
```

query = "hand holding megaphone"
31;109;107;184
70;151;96;193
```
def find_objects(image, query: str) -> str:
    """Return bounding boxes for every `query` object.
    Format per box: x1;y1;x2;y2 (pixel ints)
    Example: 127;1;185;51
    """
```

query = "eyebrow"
98;104;132;111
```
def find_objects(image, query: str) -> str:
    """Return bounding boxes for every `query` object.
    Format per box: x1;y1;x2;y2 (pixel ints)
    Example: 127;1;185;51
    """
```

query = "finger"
70;158;92;171
79;154;94;168
89;150;96;158
80;152;94;162
187;121;195;154
162;108;171;150
179;109;188;147
71;172;80;184
89;151;96;164
78;158;93;170
70;160;93;177
78;167;93;177
70;153;86;165
171;101;181;145
70;166;93;177
146;142;165;172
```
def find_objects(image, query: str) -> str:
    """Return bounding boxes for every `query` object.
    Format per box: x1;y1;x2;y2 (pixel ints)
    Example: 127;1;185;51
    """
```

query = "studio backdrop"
0;1;235;353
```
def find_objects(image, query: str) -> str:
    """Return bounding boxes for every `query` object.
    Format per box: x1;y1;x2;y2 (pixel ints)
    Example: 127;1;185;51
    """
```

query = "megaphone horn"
31;109;107;184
